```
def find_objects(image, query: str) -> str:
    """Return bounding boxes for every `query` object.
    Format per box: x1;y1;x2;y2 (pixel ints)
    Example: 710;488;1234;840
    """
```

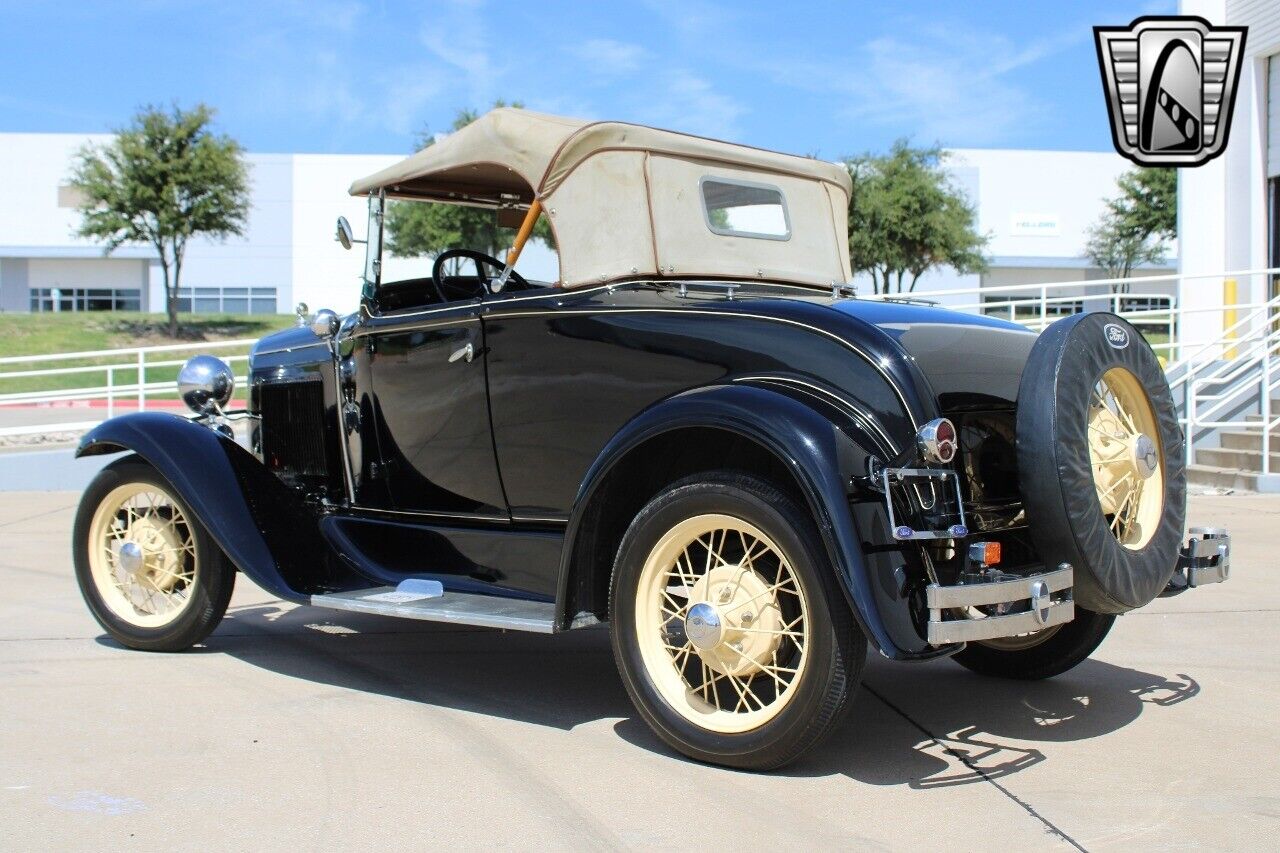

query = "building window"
29;288;141;312
174;286;277;314
1269;177;1280;301
982;295;1081;319
56;185;88;209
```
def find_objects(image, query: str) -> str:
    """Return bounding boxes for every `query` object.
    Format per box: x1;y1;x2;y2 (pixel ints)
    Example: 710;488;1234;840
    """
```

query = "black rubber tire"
73;456;236;652
951;607;1117;680
1016;313;1186;613
609;470;866;771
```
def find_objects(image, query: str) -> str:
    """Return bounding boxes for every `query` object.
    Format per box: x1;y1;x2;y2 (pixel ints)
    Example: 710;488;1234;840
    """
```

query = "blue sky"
0;0;1176;157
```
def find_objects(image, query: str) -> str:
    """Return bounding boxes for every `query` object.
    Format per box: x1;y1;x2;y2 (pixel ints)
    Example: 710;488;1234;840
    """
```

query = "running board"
309;580;558;633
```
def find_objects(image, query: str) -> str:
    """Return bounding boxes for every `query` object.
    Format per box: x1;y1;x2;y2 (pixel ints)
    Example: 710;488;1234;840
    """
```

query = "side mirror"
310;308;340;339
336;216;355;250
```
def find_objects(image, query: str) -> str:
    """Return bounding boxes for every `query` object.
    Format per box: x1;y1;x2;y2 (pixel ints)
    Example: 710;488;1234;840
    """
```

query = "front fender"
77;413;322;604
559;382;917;658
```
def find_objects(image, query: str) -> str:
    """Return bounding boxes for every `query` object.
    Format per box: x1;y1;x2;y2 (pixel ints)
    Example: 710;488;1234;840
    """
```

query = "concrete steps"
1197;446;1280;470
1186;464;1262;492
1219;429;1279;452
1188;426;1279;492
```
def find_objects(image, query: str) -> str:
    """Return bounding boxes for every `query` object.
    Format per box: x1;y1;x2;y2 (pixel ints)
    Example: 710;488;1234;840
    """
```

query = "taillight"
917;417;957;464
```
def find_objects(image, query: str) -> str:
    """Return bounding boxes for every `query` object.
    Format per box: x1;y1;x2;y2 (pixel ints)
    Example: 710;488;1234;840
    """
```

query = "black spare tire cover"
1016;313;1186;613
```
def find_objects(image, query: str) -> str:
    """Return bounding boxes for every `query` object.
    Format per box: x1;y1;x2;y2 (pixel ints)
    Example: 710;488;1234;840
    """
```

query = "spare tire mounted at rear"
1016;313;1187;613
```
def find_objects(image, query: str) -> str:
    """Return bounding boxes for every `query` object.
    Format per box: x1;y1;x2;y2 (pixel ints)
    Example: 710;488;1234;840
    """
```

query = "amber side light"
968;541;1002;566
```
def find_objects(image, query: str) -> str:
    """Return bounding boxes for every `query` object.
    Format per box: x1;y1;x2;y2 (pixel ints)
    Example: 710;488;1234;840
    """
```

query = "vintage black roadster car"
72;109;1230;770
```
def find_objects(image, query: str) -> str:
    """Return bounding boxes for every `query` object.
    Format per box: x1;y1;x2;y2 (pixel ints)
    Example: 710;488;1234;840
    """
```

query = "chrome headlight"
177;355;235;415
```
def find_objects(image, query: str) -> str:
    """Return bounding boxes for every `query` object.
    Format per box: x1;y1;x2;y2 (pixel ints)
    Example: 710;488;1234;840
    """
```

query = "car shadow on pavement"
776;658;1197;786
203;603;634;730
119;602;1199;786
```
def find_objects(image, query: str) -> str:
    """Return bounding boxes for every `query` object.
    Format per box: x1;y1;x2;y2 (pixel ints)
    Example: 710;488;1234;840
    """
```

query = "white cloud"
623;69;745;139
417;0;505;106
757;22;1086;148
573;38;647;76
845;34;1038;145
380;70;448;137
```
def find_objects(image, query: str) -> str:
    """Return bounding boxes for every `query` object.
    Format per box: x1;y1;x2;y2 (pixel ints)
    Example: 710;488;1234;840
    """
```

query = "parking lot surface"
0;491;1275;850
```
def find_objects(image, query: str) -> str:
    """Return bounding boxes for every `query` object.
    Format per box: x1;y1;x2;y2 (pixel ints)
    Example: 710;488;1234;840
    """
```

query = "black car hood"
251;325;327;358
830;299;1038;410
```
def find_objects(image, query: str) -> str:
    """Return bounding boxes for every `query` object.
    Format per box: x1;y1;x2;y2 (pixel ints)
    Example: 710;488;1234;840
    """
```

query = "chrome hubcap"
1132;433;1158;479
118;540;145;576
684;602;723;651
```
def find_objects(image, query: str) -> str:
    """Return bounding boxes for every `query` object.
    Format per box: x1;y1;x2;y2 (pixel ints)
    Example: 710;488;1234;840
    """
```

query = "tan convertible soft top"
350;108;853;288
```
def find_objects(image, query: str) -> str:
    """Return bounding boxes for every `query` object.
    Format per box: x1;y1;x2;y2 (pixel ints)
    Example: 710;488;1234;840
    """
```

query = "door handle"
448;342;475;364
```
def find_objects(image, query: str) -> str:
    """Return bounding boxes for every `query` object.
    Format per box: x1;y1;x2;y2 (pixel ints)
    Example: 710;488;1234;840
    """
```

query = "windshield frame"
361;191;384;301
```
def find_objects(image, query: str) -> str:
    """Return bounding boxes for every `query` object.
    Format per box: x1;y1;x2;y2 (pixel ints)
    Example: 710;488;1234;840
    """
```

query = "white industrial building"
1178;0;1280;343
0;131;1173;318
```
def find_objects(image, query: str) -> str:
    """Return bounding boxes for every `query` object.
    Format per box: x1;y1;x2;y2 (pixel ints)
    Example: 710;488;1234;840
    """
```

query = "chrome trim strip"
358;277;827;325
510;515;569;525
360;281;621;324
348;505;511;524
251;341;330;357
731;374;900;455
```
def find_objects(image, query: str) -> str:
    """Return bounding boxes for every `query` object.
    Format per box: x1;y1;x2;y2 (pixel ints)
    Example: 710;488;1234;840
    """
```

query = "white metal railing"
861;265;1280;358
0;339;255;434
1174;294;1280;476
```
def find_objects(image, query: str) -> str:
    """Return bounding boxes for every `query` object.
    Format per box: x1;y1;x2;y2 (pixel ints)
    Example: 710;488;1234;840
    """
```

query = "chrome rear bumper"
926;565;1074;645
1162;527;1231;595
927;526;1232;645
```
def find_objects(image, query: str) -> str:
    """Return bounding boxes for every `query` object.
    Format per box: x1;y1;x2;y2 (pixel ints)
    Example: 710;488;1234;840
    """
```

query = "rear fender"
559;381;921;658
77;412;324;603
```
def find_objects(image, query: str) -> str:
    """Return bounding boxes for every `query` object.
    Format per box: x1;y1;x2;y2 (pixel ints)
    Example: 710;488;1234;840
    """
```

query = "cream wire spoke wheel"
635;514;810;734
1087;367;1165;550
87;482;199;629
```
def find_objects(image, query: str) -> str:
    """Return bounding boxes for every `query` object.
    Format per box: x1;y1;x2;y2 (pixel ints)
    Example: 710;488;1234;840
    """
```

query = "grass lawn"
0;312;297;397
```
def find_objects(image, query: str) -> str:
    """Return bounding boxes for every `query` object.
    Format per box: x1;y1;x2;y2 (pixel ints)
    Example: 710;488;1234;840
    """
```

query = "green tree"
70;103;250;337
844;140;988;294
386;102;553;267
1083;167;1176;286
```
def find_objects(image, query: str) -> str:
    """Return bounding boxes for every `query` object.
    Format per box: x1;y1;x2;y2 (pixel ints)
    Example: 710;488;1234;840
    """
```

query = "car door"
364;299;508;518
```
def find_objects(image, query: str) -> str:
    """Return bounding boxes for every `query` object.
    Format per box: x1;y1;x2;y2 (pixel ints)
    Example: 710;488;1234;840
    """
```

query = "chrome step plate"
309;584;557;633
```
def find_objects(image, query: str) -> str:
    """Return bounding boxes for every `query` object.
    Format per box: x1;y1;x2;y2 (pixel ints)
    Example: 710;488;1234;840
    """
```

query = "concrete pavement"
0;448;110;490
0;491;1276;850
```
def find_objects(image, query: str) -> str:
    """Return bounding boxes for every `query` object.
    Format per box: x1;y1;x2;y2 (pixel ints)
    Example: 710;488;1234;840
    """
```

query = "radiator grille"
260;381;331;480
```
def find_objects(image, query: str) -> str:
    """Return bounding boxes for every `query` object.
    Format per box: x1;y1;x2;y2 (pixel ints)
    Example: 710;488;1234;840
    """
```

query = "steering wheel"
431;249;529;302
